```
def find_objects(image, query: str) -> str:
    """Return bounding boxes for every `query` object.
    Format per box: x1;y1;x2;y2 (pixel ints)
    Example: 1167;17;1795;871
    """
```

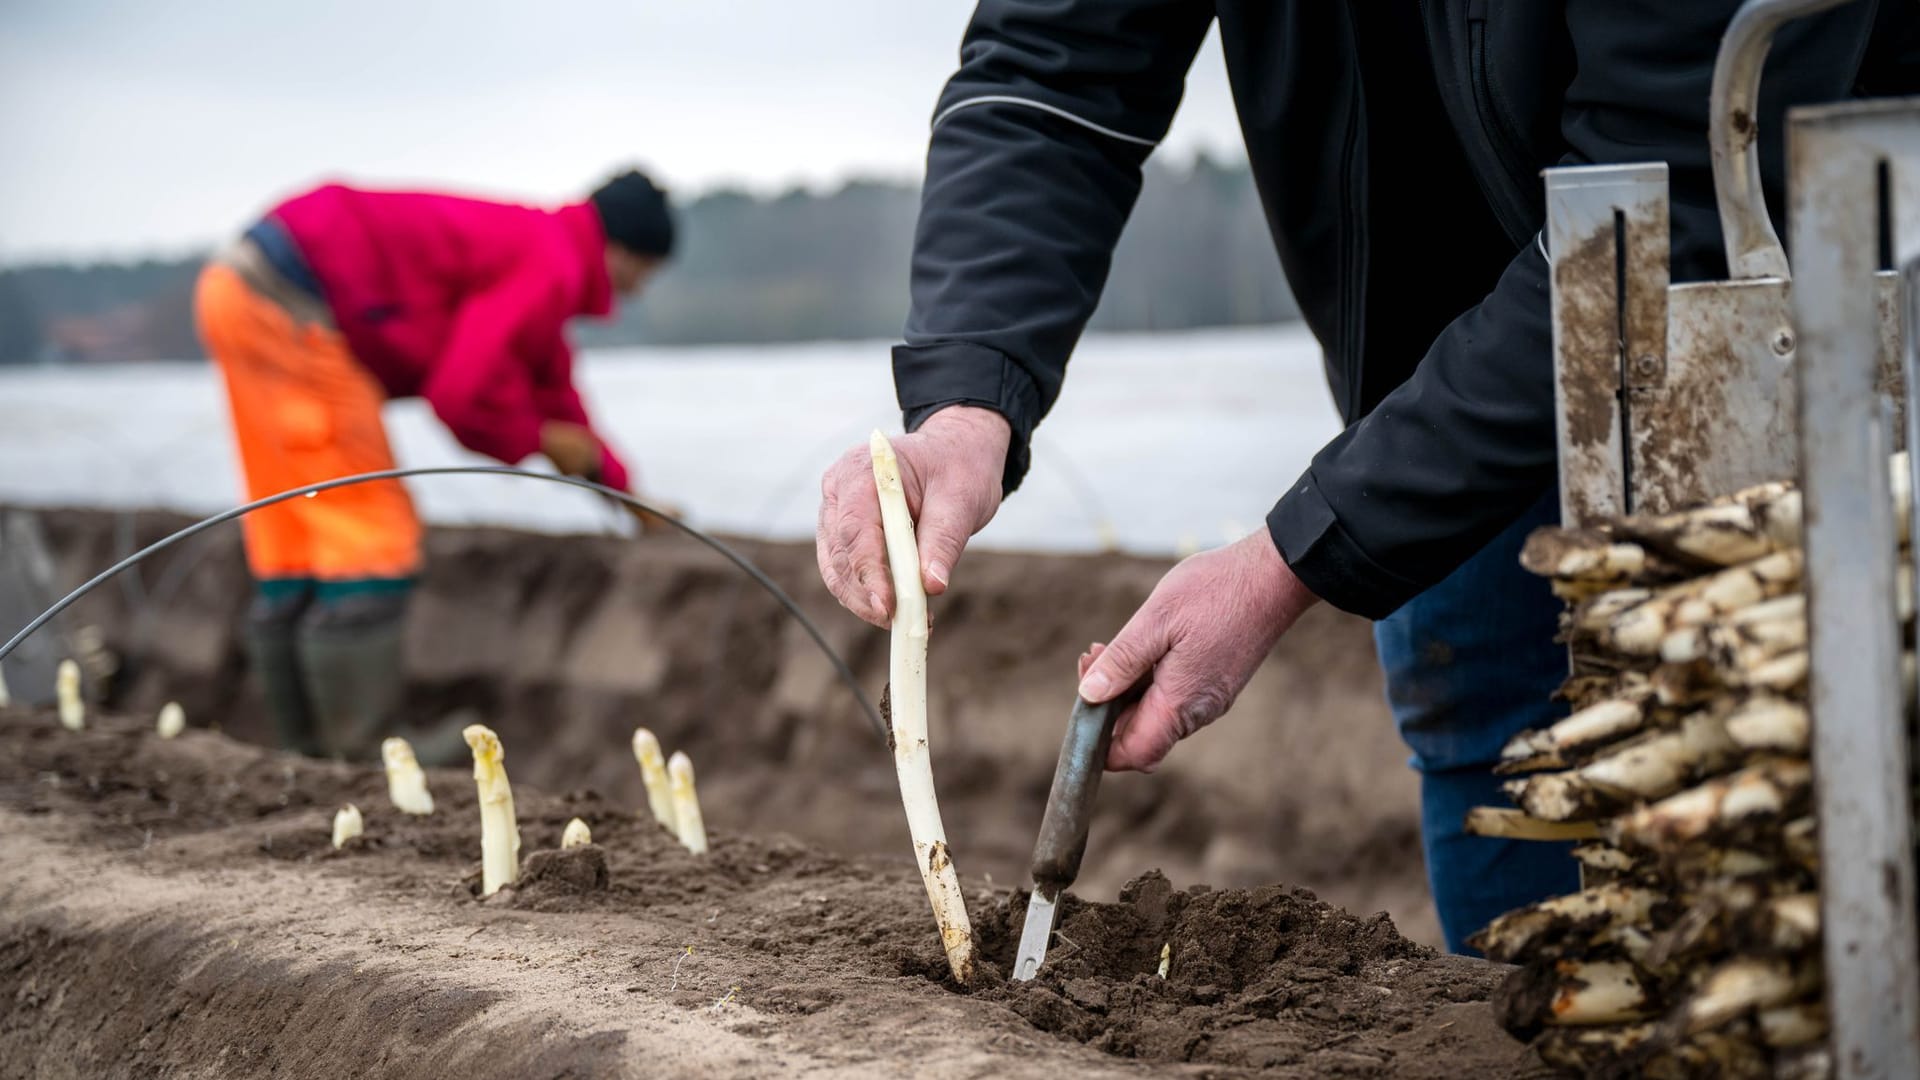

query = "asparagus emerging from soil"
155;701;185;739
381;736;435;816
667;751;707;854
561;817;592;849
869;430;976;985
0;661;10;708
462;724;520;895
631;727;677;832
56;658;82;731
332;803;363;849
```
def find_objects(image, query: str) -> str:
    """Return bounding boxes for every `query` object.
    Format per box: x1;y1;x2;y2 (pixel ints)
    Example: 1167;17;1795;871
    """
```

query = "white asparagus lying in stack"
1464;458;1920;1077
1503;712;1740;821
1497;696;1649;774
870;430;976;985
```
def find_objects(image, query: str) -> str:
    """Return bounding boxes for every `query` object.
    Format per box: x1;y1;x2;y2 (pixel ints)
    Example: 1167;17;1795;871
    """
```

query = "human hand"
815;405;1010;627
1076;531;1319;772
540;420;602;478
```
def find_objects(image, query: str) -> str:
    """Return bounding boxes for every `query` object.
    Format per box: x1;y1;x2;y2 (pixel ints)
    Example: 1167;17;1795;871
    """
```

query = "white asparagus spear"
561;817;592;849
1605;552;1800;655
1497;697;1645;773
1609;758;1811;850
1723;696;1808;754
1472;884;1664;964
1519;528;1650;583
1683;957;1812;1035
1503;959;1651;1027
631;727;677;832
381;736;435;815
56;658;83;731
155;701;185;739
870;430;976;984
463;724;520;896
332;803;363;849
1463;807;1602;841
1570;843;1639;875
1505;712;1737;821
1758;1002;1829;1048
668;750;708;854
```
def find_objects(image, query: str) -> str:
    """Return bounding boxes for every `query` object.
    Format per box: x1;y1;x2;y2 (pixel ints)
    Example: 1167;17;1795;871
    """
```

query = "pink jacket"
271;184;630;491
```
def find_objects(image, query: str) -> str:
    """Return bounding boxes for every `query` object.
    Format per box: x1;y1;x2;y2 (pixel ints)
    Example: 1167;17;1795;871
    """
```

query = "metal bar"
1905;259;1920;705
1547;163;1668;526
1790;99;1920;1080
1710;0;1850;280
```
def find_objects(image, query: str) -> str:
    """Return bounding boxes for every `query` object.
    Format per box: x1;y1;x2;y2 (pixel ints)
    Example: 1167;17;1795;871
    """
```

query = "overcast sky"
0;1;1242;262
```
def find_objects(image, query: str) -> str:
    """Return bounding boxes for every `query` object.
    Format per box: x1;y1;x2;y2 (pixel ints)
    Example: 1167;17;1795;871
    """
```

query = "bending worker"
816;3;1916;952
195;170;675;761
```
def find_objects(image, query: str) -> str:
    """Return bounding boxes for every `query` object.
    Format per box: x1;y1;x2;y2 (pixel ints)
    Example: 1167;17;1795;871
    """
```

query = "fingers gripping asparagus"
869;431;976;984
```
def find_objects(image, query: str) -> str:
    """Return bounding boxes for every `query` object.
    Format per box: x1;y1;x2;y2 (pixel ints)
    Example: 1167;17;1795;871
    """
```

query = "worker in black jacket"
815;1;1918;952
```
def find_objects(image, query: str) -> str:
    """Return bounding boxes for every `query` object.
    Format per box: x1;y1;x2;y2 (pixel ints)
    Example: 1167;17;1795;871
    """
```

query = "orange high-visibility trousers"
194;263;422;583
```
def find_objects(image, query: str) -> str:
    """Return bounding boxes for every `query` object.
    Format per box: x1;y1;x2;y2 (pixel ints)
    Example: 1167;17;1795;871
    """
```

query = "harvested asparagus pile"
1473;464;1918;1079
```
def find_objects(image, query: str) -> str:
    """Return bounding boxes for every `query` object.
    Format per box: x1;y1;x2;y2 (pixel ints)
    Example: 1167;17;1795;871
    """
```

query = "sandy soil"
0;710;1547;1078
19;507;1439;946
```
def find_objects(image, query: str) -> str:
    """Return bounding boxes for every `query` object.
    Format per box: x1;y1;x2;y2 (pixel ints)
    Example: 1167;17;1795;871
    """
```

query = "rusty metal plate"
1628;279;1795;513
1547;164;1668;526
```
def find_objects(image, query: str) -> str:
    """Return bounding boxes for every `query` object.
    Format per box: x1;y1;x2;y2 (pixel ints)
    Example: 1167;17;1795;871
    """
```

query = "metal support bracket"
1548;163;1669;524
1791;97;1920;1080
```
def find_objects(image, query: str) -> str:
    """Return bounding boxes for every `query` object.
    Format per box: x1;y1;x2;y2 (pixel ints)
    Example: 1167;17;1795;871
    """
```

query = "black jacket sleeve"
895;0;1215;494
1269;0;1885;619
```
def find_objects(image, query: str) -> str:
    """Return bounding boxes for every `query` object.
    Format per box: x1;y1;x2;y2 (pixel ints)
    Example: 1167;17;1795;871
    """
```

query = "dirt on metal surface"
1552;223;1631;527
0;710;1545;1078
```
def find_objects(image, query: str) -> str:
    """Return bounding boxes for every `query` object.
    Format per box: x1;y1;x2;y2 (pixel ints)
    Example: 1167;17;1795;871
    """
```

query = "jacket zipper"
1338;11;1367;424
1464;0;1539;243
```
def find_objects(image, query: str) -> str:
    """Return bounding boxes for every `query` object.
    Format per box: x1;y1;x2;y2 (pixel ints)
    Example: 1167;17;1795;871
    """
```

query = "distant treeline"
0;154;1297;365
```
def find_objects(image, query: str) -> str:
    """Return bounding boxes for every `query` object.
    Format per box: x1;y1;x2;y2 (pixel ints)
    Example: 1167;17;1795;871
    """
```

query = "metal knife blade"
1012;887;1057;982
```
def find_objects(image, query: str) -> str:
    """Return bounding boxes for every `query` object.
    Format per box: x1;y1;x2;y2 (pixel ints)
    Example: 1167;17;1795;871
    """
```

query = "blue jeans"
1374;491;1580;954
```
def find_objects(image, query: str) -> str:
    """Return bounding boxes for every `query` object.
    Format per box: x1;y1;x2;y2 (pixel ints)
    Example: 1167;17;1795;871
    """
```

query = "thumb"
1077;612;1168;704
914;486;977;596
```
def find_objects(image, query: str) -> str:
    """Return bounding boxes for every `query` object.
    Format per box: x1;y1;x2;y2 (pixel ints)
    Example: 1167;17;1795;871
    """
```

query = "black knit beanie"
590;169;675;257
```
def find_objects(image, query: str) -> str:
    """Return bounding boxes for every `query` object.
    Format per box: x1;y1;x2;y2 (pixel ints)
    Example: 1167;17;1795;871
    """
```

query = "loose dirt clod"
966;870;1498;1069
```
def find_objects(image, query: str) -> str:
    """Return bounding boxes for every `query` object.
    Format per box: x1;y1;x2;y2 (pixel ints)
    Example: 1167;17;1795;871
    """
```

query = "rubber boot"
297;590;410;762
244;586;323;757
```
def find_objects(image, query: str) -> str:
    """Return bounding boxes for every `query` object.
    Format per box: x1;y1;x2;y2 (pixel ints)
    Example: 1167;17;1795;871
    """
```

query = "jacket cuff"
893;341;1043;495
1267;475;1426;620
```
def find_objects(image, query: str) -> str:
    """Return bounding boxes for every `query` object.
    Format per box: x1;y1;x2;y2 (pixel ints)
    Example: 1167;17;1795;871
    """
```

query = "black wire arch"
0;466;886;743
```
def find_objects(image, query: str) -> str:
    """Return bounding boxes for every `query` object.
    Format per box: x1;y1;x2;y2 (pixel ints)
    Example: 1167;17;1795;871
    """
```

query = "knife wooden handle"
1029;696;1120;891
